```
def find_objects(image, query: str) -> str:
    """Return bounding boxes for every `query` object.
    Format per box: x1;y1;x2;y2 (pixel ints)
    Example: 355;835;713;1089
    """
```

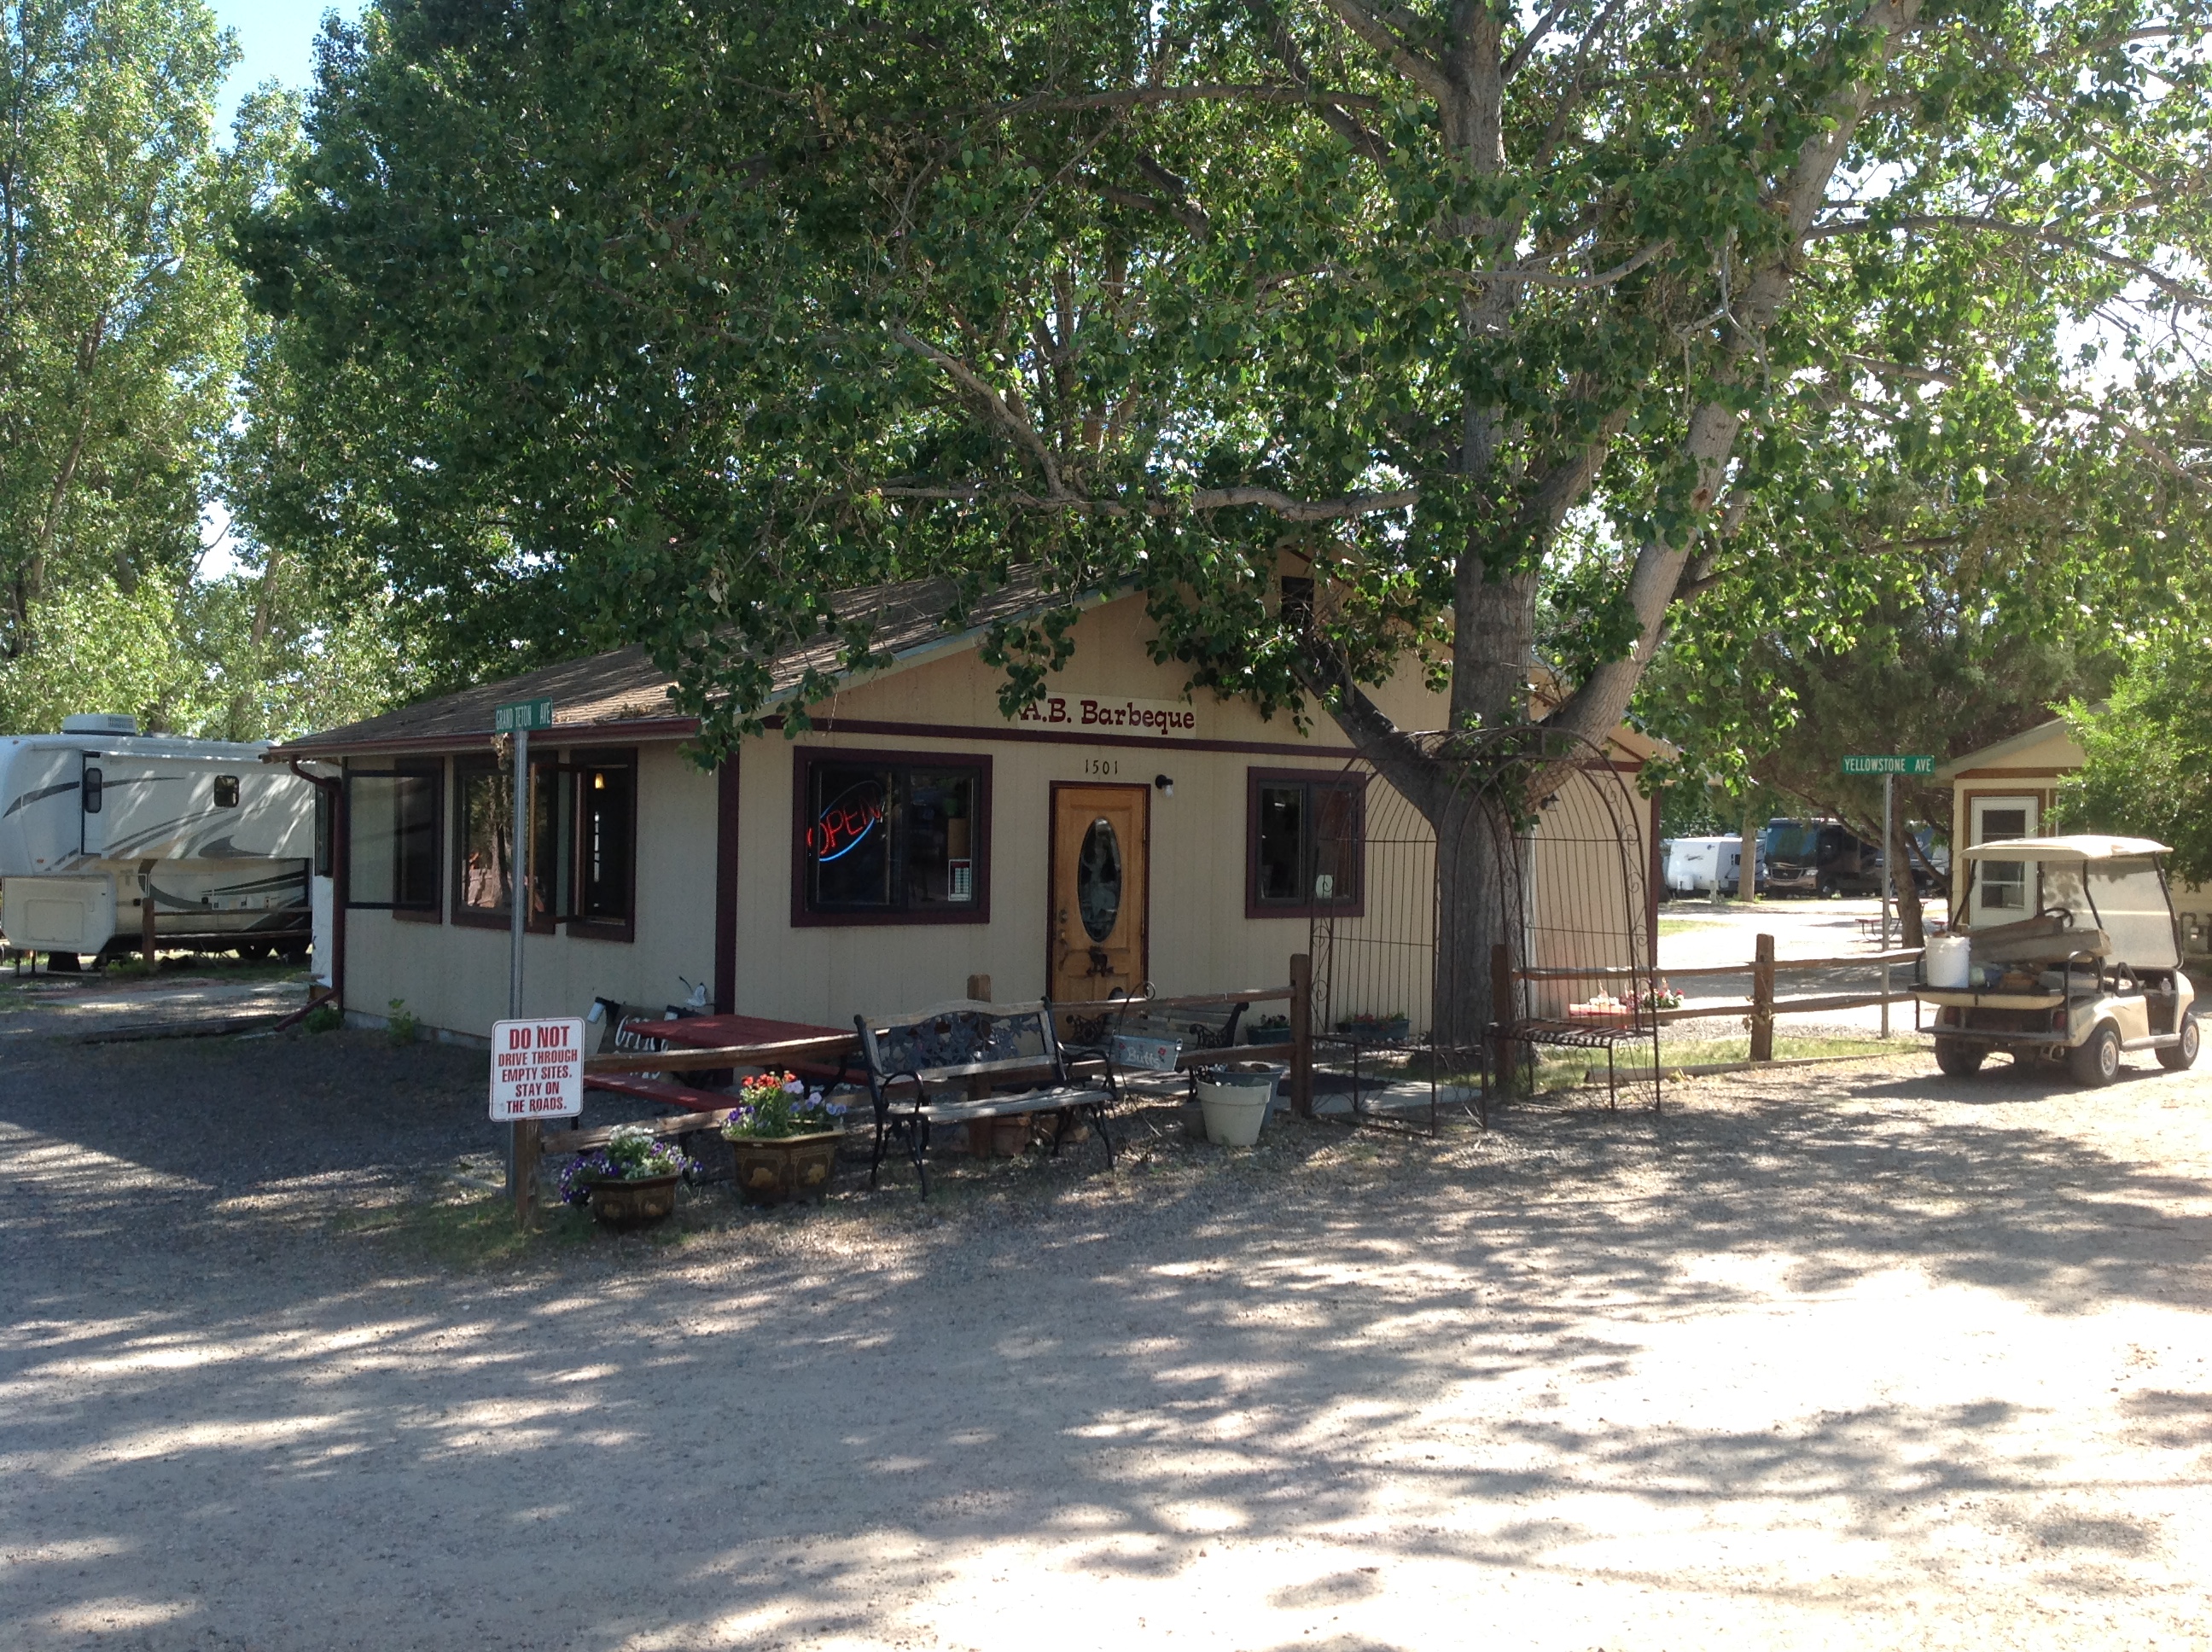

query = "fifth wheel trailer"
0;714;317;964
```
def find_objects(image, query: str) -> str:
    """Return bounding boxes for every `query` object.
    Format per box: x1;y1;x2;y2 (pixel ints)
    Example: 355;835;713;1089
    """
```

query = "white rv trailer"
1662;835;1765;896
0;714;317;964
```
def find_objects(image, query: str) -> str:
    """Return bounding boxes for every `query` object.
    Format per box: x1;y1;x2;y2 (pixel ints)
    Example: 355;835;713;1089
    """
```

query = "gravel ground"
3;1001;2209;1650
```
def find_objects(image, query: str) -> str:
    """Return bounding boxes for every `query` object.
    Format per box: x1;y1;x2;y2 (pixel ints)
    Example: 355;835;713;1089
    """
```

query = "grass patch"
331;1186;601;1268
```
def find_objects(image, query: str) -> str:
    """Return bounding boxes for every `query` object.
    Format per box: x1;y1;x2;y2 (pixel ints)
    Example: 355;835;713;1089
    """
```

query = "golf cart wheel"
1933;1038;1985;1078
2158;1015;2200;1073
2068;1021;2122;1088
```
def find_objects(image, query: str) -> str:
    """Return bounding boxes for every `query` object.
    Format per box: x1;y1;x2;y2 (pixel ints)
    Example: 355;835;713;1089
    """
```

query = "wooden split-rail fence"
1516;938;1924;1061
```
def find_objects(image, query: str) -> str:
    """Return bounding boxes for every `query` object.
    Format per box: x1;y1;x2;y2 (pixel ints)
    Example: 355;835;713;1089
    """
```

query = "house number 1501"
1083;757;1121;776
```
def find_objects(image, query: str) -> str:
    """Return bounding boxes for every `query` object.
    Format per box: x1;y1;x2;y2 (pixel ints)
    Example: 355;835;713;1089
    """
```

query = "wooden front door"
1049;785;1149;1002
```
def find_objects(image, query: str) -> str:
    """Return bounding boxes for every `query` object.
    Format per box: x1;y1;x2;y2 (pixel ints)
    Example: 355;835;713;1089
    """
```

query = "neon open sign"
807;781;884;864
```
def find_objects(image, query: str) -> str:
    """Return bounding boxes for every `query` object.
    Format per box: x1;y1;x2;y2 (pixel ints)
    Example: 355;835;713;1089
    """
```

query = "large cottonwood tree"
253;0;2210;1036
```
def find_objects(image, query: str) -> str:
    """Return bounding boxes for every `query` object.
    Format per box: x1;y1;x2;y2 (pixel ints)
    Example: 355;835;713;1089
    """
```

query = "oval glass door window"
1077;817;1123;941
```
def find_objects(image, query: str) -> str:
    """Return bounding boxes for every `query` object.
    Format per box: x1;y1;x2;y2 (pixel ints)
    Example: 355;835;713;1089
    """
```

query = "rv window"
1248;771;1365;917
793;750;989;923
346;768;440;911
82;766;102;814
214;775;240;808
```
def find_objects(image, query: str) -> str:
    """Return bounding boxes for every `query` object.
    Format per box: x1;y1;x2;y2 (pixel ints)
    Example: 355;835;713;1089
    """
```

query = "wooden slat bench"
856;998;1118;1197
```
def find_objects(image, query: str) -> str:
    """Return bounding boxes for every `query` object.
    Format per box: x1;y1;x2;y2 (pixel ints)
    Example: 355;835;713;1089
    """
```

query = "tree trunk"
1890;807;1925;946
1431;784;1512;1052
1738;811;1759;903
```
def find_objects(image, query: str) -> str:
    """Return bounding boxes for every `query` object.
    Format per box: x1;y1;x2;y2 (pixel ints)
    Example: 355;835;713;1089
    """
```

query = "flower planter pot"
585;1172;683;1230
1248;1024;1294;1045
728;1131;841;1207
1197;1064;1281;1147
1338;1016;1410;1044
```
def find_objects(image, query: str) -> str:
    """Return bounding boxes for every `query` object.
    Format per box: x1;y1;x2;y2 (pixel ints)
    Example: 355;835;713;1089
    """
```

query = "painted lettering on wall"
1014;694;1199;739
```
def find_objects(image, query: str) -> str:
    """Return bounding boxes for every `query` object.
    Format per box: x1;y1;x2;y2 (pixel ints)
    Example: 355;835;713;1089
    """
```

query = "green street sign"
495;698;556;733
1842;754;1934;777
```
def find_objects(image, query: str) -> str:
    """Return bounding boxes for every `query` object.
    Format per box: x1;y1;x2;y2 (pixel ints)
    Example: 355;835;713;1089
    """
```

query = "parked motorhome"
1662;835;1762;896
0;715;317;966
1761;817;1885;898
268;574;1668;1043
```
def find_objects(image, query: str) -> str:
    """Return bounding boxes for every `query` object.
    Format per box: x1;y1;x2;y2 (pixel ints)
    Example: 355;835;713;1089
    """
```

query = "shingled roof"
270;570;1068;758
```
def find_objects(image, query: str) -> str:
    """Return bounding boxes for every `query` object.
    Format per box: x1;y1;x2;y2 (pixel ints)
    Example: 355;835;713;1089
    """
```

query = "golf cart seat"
1970;912;2110;969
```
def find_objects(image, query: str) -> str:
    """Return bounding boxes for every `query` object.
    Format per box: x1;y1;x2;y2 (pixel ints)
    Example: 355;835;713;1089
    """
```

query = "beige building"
273;577;1661;1042
1938;714;2209;954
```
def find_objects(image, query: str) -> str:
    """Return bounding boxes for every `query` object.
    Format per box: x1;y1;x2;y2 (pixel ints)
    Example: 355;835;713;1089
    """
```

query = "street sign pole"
506;722;527;1203
1881;771;1893;1038
1842;757;1930;1039
494;698;555;1212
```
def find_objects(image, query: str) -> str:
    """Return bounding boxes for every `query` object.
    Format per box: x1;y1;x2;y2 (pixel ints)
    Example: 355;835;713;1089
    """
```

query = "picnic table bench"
856;998;1118;1197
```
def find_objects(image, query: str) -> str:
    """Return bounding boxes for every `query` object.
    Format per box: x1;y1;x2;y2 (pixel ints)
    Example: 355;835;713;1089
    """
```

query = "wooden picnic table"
647;1012;855;1081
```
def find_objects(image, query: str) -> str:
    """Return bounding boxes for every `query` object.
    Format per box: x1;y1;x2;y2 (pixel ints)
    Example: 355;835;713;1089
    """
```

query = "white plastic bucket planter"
1925;934;1970;989
1197;1063;1282;1146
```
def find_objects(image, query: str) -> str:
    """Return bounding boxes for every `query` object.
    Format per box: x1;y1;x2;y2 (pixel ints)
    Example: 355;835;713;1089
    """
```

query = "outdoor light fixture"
1155;774;1175;796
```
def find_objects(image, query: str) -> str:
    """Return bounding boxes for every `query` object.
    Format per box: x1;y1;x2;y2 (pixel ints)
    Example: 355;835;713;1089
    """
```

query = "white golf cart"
1918;835;2198;1085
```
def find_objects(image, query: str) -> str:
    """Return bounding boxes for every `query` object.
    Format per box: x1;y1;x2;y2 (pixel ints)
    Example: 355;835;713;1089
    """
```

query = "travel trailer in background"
0;715;318;967
1662;835;1763;896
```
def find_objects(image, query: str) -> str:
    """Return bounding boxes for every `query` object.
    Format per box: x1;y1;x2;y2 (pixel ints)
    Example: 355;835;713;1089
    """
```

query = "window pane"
578;762;633;921
1256;785;1305;902
530;765;564;921
350;771;438;909
457;766;514;916
808;765;892;908
904;770;975;906
1311;784;1361;903
348;775;400;905
394;773;438;906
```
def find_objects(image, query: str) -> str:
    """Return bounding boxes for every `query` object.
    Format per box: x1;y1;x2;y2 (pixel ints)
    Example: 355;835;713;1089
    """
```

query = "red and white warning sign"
490;1017;586;1121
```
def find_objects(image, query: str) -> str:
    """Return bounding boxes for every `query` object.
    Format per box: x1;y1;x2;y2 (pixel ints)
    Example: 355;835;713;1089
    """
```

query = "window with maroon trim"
792;749;989;924
450;748;637;939
1247;770;1365;917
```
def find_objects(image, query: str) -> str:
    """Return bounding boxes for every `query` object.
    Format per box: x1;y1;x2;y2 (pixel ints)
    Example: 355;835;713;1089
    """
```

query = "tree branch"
992;82;1382;118
1316;0;1456;102
872;482;1421;520
1807;212;2212;310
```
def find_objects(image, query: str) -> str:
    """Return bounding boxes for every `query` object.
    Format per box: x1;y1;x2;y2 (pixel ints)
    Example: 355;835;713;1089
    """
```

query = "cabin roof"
268;571;1069;758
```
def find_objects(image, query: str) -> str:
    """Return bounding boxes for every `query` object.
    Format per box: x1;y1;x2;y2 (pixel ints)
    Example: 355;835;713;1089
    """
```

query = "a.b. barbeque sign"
1015;693;1198;738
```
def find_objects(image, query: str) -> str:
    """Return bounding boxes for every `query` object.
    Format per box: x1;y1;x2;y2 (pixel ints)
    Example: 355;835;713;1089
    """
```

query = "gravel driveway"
3;1009;2209;1649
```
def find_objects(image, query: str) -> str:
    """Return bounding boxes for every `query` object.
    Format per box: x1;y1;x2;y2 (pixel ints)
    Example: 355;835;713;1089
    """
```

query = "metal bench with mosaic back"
853;999;1119;1198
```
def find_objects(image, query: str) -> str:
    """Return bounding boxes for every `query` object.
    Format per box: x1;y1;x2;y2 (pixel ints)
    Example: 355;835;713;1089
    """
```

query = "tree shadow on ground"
3;1039;2209;1648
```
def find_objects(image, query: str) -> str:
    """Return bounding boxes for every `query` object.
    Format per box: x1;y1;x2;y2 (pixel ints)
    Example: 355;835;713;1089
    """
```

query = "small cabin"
271;577;1662;1043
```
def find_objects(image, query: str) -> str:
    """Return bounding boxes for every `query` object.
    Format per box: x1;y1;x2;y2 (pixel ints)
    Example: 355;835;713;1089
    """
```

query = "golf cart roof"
1959;834;2171;863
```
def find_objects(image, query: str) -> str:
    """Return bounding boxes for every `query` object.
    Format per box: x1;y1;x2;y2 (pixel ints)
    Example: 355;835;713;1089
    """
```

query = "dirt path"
3;1020;2209;1649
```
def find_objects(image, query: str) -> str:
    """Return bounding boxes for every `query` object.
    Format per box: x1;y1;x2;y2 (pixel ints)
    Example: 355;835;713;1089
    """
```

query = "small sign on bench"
1109;1032;1182;1073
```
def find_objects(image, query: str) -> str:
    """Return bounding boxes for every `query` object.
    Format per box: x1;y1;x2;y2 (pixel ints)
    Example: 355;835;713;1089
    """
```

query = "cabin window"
451;749;637;939
569;752;637;939
82;766;102;813
346;765;440;915
213;775;240;808
791;748;990;925
1247;770;1365;918
452;756;561;933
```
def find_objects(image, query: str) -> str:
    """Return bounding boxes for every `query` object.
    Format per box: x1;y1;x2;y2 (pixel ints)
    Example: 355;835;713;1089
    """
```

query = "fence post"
1750;932;1776;1062
514;1119;539;1230
1289;952;1313;1117
1490;941;1516;1095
